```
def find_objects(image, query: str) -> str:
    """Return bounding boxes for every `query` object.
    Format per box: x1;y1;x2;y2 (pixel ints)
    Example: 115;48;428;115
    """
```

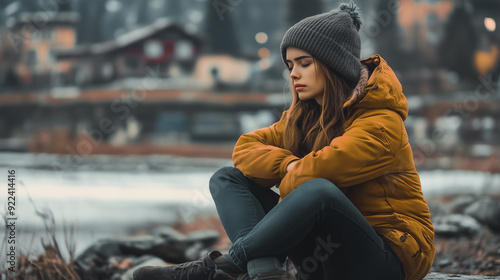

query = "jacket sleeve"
279;112;398;197
233;111;300;188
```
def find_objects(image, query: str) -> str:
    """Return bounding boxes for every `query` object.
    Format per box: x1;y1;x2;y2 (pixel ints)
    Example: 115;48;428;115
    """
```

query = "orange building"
4;12;78;89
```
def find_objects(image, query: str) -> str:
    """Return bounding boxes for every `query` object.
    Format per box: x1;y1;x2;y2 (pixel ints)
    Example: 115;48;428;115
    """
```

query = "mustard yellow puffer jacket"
232;54;435;280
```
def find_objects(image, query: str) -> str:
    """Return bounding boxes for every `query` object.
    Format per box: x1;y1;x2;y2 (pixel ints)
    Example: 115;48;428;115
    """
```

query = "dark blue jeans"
209;167;404;280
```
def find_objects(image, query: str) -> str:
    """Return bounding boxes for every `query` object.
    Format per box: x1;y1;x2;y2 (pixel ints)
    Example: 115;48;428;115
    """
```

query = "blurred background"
0;0;500;164
1;0;500;266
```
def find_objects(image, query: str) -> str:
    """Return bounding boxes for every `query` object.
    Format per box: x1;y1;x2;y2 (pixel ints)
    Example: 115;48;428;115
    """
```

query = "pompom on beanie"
280;1;363;87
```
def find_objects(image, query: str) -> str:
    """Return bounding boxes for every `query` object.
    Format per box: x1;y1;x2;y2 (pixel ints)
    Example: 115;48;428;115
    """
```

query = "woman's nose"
289;68;300;79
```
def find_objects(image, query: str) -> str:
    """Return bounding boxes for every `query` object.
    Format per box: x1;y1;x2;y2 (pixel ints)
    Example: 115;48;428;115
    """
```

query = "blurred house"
53;18;202;90
0;12;78;90
0;11;285;157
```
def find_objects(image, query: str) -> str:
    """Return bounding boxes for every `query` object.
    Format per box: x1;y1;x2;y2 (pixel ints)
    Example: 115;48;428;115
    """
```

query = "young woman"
134;2;435;280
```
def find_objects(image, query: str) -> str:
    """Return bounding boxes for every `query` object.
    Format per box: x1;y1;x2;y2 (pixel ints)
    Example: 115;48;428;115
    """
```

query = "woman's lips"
295;85;306;91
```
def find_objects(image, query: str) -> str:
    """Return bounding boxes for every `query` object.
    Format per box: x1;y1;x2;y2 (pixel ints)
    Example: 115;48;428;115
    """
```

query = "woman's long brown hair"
283;58;354;158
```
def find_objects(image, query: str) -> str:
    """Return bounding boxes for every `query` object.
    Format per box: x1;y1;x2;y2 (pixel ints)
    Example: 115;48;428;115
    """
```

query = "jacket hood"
343;54;409;120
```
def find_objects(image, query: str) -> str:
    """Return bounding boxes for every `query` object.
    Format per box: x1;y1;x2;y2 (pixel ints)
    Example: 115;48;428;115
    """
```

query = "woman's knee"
297;178;343;203
209;166;242;198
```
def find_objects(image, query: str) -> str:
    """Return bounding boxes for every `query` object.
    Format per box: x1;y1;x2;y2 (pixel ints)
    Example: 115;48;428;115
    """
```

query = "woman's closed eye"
288;63;311;71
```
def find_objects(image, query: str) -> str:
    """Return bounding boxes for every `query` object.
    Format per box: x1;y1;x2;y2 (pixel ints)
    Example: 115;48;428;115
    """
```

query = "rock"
450;195;477;214
433;214;482;237
118;227;219;263
121;257;168;280
185;229;220;247
130;254;160;268
151;226;220;248
424;272;500;279
74;239;162;278
74;226;220;278
465;198;500;231
75;226;220;272
150;226;186;240
437;257;453;268
434;224;461;237
116;234;188;263
110;273;123;280
75;239;122;273
428;201;448;217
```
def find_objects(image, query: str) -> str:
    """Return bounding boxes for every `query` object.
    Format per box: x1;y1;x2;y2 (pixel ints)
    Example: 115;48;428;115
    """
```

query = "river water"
0;152;231;262
1;152;499;262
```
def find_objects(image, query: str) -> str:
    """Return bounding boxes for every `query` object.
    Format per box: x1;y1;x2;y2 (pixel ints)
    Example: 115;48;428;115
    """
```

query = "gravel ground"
431;228;500;276
424;272;500;279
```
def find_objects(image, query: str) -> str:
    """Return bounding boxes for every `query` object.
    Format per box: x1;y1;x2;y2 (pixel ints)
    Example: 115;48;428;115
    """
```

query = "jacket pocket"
384;229;426;280
385;229;421;260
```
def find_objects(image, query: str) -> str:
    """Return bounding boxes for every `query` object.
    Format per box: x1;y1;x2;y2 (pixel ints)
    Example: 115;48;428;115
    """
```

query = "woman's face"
286;47;325;105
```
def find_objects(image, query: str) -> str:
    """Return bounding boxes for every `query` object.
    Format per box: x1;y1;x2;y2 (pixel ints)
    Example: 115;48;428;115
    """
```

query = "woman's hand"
287;160;298;173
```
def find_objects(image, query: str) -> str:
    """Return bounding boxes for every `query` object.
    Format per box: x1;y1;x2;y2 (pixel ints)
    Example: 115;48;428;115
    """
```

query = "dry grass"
1;208;81;280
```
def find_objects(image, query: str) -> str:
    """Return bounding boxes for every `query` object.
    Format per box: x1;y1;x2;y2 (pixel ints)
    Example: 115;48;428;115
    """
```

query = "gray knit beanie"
280;1;362;87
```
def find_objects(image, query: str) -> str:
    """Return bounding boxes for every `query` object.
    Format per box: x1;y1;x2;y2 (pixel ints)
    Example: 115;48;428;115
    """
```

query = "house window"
31;30;42;42
75;65;91;86
101;62;114;80
425;13;440;46
45;29;55;42
27;49;38;66
144;40;163;59
155;111;187;133
175;40;193;60
47;50;56;64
